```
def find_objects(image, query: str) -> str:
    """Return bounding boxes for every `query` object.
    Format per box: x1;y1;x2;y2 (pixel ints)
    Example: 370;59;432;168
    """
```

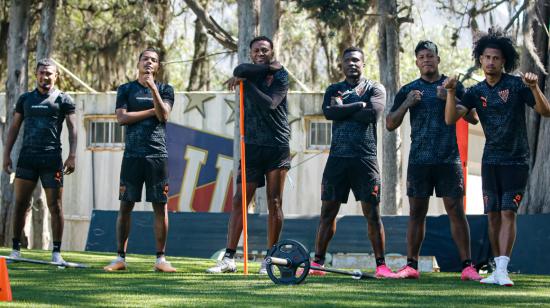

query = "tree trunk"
36;0;57;60
233;0;258;205
520;0;550;214
378;0;401;215
31;0;58;249
1;0;31;246
187;0;210;91
259;0;280;54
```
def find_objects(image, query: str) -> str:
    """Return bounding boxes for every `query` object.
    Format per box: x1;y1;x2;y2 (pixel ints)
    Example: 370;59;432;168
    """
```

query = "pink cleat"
308;261;327;276
461;265;482;281
375;264;397;279
297;261;326;276
395;265;420;279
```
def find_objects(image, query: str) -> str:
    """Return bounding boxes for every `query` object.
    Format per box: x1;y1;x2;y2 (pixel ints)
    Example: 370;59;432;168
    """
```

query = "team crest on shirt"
480;96;487;107
498;89;509;103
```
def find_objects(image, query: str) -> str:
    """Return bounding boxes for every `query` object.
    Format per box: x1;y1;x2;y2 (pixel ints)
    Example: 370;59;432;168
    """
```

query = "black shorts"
482;164;528;213
119;157;169;203
236;144;290;188
15;155;63;188
407;164;464;198
321;156;380;204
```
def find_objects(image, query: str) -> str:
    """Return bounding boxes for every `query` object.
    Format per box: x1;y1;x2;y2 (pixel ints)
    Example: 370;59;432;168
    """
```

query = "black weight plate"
266;239;310;285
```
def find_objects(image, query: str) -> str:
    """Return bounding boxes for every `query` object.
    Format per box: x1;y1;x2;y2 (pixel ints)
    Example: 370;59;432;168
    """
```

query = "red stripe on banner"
456;118;469;210
168;195;179;212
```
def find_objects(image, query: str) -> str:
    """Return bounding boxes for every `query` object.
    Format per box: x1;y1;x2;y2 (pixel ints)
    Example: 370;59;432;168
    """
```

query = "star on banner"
224;97;236;124
184;93;216;118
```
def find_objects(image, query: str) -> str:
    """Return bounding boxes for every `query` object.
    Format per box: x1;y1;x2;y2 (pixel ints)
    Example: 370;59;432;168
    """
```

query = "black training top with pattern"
323;78;386;158
234;63;290;147
116;80;175;158
15;88;75;158
391;75;464;165
460;74;535;165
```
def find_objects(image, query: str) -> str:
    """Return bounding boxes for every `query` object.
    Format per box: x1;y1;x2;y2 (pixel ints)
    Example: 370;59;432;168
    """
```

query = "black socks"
407;258;418;270
376;257;386;267
52;241;62;253
12;238;21;251
462;259;473;269
224;248;236;259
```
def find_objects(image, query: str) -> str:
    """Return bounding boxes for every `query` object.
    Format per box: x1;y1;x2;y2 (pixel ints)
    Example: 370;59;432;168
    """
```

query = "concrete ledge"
333;254;439;272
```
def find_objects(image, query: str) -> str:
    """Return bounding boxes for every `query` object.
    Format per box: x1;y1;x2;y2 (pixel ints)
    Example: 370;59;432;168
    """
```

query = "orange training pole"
456;118;469;210
239;81;249;275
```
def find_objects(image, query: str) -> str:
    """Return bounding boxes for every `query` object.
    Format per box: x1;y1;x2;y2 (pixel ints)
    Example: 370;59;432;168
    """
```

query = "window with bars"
87;118;125;149
307;119;332;150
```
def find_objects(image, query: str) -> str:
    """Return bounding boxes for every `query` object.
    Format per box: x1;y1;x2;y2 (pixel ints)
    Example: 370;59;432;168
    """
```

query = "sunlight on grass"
1;248;549;307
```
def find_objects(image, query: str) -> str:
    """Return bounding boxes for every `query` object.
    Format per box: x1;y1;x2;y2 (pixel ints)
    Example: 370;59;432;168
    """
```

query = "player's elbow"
233;65;246;77
116;114;129;125
444;115;455;126
540;108;550;118
385;116;398;131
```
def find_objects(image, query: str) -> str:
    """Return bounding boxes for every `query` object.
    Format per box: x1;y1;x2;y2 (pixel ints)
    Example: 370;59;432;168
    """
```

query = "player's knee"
320;209;338;225
267;195;282;207
47;202;62;216
119;202;134;215
365;210;382;226
14;201;31;214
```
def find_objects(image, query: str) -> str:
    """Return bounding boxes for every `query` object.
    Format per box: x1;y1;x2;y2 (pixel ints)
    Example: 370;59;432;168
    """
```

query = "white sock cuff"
156;256;166;264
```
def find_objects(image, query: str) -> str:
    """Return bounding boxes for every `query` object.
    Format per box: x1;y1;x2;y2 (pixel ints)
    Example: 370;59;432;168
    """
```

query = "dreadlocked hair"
472;28;519;73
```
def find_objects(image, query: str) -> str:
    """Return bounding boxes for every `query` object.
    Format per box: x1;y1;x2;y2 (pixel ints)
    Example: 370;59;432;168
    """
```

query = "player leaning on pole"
3;58;77;265
444;28;550;286
206;36;290;274
103;48;176;273
306;47;396;279
386;41;482;281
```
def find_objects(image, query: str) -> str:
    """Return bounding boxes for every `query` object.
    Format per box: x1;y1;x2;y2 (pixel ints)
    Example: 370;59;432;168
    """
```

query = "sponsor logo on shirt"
136;97;153;101
31;105;49;109
498;89;509;103
480;96;487;108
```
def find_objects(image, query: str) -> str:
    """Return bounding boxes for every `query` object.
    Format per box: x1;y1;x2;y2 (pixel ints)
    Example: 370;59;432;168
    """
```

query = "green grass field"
1;248;549;307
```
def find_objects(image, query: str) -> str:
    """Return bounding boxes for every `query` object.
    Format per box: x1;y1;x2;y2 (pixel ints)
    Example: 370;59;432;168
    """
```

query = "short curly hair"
472;28;519;72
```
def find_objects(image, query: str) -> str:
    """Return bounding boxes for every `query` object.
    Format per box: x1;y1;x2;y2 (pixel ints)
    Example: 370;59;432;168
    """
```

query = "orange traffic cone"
0;258;12;301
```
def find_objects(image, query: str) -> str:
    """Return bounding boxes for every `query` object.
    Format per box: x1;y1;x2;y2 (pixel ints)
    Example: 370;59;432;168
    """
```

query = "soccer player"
206;36;290;274
3;58;77;264
444;29;550;286
386;41;482;280
103;48;176;272
309;47;394;278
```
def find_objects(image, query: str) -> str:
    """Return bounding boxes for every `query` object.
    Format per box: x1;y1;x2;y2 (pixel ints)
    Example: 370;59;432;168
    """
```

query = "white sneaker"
52;252;67;265
9;250;21;259
7;250;21;263
206;257;237;273
258;259;268;275
480;272;498;284
495;270;514;286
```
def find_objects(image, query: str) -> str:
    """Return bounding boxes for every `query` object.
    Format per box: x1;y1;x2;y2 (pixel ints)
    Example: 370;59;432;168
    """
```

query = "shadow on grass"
1;248;549;307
